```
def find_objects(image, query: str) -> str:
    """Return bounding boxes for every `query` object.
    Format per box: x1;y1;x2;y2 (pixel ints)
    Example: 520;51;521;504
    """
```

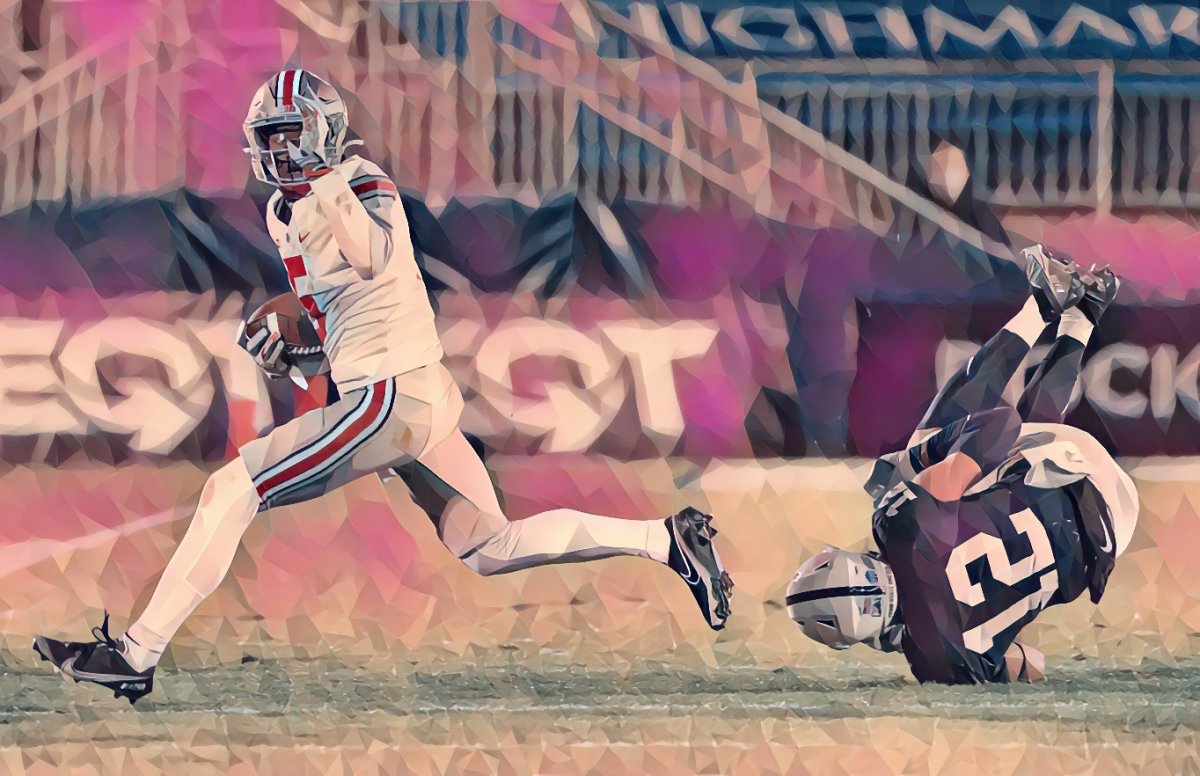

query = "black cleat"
665;508;734;631
1078;264;1120;325
33;613;154;705
1023;244;1085;322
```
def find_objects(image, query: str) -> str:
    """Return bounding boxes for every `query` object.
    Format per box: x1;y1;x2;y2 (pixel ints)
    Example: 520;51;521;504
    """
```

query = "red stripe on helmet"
281;69;296;109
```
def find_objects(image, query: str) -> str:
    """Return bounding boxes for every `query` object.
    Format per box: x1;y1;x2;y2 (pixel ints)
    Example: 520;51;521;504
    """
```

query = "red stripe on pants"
255;380;387;498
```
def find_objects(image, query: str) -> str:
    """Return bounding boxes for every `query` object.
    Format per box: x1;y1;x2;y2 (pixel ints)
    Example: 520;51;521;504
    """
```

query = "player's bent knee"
197;457;262;526
459;522;520;577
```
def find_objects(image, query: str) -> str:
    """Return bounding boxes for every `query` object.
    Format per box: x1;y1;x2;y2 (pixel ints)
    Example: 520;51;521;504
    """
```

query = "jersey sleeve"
306;162;400;280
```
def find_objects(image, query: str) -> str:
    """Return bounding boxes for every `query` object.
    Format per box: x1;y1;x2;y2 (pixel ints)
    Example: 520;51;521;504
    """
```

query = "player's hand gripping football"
286;94;332;178
236;313;291;380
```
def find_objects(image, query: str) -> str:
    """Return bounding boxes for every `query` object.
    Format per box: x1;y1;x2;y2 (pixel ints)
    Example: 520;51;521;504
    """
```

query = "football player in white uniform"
34;70;734;703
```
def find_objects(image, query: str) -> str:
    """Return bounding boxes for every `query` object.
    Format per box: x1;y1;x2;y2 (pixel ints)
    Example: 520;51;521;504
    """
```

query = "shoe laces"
683;510;718;544
89;611;121;651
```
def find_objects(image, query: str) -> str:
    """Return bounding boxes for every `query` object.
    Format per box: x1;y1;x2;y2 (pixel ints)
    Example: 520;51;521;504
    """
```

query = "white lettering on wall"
939;339;1200;425
622;3;1191;58
0;313;729;456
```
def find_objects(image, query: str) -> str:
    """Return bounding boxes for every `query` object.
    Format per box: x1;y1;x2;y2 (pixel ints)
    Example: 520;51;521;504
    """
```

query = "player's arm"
909;406;1021;501
288;96;397;281
1003;641;1046;682
306;167;396;281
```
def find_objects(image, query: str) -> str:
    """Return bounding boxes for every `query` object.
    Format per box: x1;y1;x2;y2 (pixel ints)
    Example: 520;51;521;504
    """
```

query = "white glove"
286;93;332;173
236;314;290;380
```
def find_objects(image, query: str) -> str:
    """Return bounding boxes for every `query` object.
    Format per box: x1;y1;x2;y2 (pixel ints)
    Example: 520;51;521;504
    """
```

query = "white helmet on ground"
243;69;352;188
787;548;902;652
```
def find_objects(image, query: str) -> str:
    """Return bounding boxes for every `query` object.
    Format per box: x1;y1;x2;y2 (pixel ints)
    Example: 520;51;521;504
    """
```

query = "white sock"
121;630;163;672
1056;307;1093;345
1005;297;1048;347
648;520;671;565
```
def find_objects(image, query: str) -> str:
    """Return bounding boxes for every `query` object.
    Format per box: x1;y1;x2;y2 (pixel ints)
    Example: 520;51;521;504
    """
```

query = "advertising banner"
610;1;1200;62
0;290;793;463
6;289;1200;462
852;301;1200;457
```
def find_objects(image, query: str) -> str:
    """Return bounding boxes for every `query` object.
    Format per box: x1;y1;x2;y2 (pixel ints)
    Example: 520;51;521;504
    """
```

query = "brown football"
244;294;323;354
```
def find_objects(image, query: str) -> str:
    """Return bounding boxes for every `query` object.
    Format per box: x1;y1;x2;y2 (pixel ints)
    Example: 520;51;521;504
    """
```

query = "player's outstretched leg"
1017;266;1118;423
915;245;1083;435
34;455;261;704
396;429;735;630
34;376;433;703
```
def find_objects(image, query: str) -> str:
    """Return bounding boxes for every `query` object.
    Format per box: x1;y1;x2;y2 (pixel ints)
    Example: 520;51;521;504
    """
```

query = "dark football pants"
917;328;1085;433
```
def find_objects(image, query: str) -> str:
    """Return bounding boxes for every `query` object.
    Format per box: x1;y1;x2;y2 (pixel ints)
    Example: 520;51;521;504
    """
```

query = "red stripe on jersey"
350;178;398;198
254;379;388;498
281;254;328;341
282;255;306;292
300;296;327;341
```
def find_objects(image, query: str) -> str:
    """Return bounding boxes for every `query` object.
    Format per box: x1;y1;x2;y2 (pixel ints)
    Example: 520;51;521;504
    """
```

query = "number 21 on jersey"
945;509;1058;654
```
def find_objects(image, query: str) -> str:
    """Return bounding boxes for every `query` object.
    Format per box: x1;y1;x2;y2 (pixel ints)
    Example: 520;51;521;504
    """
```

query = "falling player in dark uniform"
786;246;1138;684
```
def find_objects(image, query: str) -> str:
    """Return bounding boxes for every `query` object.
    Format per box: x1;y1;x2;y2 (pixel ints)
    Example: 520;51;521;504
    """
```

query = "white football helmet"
243;69;353;189
787;548;902;652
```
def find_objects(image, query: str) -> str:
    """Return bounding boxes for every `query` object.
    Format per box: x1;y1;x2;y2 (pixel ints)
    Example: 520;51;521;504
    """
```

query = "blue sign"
603;1;1200;61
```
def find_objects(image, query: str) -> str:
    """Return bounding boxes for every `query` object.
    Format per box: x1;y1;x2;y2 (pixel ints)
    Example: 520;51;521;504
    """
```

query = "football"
244;294;323;355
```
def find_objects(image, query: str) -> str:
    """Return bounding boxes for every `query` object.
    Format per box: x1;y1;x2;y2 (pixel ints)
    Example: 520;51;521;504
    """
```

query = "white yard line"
0;507;189;578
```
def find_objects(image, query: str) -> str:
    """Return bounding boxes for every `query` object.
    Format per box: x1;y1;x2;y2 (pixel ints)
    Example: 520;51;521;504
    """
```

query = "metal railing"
0;33;181;214
3;0;1200;217
758;75;1102;209
1113;78;1200;209
0;0;198;215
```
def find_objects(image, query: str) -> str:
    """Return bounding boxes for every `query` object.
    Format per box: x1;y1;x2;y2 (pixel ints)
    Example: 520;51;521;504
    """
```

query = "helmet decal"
785;585;884;607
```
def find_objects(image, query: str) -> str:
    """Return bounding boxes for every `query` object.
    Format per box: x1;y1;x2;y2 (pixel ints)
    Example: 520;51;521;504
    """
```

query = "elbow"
343;240;390;281
911;452;982;501
354;227;392;280
1005;642;1046;682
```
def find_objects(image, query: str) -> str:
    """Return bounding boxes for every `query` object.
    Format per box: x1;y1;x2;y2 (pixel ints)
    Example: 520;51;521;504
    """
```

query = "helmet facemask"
246;120;307;187
243;70;353;190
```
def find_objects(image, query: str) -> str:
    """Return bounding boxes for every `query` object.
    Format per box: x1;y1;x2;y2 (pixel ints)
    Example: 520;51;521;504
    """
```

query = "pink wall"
1004;212;1200;303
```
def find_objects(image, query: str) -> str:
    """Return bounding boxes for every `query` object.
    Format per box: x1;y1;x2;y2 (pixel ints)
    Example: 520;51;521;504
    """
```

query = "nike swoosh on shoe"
675;546;702;586
61;656;149;684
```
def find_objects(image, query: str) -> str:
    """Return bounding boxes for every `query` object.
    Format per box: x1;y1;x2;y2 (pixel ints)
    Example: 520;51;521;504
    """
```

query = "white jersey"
265;156;443;392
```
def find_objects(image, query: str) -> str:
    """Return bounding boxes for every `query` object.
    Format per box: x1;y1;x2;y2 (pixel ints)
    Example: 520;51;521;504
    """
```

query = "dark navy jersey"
871;472;1104;685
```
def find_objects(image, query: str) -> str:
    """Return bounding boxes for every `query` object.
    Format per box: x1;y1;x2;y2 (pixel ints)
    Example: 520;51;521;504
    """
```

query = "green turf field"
6;654;1199;775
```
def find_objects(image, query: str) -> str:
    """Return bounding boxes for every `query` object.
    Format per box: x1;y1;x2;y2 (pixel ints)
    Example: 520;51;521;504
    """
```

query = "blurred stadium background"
2;0;1200;773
